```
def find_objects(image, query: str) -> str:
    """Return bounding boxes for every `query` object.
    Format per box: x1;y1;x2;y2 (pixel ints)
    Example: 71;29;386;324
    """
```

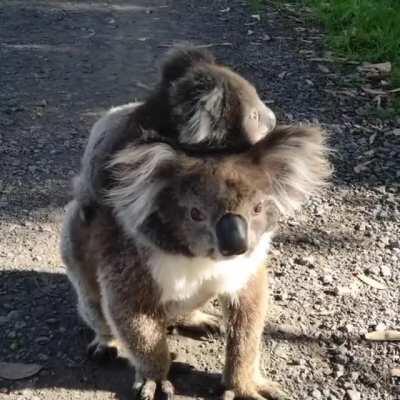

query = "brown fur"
221;267;284;399
60;124;331;399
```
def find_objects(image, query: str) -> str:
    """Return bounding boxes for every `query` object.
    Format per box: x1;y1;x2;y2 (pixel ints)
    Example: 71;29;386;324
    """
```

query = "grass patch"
306;0;400;113
253;0;400;113
305;1;400;62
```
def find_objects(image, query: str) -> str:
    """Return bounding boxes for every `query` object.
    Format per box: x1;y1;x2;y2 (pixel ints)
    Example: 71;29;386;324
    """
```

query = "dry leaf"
369;133;377;144
317;64;330;73
362;87;387;96
363;149;374;157
337;89;357;97
357;274;387;289
358;62;392;79
391;368;400;377
365;330;400;341
353;161;371;174
196;42;233;48
0;362;42;380
310;57;335;63
135;81;152;90
334;57;359;65
392;129;400;136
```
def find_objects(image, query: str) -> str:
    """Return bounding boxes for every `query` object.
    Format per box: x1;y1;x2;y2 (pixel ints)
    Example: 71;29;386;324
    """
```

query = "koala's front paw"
222;379;288;400
133;379;174;400
87;342;118;363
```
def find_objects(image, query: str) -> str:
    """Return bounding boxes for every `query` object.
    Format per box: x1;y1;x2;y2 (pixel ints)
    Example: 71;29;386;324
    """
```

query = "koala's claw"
257;379;288;400
87;342;118;363
134;380;156;400
133;379;174;400
160;380;174;400
197;313;225;336
175;310;224;337
221;380;288;400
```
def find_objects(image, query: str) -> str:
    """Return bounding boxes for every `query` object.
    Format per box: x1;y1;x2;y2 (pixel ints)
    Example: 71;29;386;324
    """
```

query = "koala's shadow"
0;269;222;399
0;269;344;399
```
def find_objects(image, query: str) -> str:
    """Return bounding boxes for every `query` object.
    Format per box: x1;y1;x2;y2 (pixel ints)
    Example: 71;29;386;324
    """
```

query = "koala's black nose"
216;213;248;256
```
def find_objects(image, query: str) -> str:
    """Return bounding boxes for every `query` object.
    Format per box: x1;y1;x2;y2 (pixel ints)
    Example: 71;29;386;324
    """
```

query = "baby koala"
73;45;277;220
60;123;331;400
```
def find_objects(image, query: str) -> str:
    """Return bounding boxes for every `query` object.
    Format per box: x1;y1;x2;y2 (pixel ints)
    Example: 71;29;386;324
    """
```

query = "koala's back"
60;200;152;294
75;102;143;208
60;200;100;297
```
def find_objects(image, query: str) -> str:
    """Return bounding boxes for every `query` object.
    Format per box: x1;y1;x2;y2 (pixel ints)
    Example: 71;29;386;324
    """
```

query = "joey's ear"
161;45;216;85
242;100;277;144
106;143;178;235
248;125;332;215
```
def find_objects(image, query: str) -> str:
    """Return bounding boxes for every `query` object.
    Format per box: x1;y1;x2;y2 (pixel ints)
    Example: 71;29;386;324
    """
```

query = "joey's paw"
197;312;225;336
87;342;118;363
222;380;288;400
177;310;224;337
256;379;288;400
133;379;174;400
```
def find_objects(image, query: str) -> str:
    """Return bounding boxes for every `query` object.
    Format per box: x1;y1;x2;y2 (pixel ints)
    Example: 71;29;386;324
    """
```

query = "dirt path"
0;1;399;399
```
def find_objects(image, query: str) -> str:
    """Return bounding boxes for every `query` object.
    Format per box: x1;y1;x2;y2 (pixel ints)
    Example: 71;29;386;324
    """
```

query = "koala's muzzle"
216;213;248;256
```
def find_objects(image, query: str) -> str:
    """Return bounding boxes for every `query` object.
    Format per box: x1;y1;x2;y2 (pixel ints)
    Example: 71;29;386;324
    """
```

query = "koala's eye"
253;202;263;215
190;207;206;222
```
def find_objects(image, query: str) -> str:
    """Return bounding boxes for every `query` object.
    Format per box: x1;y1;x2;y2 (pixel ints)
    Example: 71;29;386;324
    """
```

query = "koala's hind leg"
220;267;287;400
60;201;116;362
76;289;116;362
99;265;174;400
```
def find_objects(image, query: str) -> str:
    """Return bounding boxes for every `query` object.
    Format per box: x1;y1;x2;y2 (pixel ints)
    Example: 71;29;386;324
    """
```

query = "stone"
346;390;361;400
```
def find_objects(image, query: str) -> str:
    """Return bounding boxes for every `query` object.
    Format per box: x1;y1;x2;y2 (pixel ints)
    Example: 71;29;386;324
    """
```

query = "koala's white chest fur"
148;233;272;312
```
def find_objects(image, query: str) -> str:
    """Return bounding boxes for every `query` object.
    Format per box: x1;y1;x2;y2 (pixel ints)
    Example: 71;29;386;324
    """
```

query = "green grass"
305;1;400;68
306;0;400;113
251;0;400;113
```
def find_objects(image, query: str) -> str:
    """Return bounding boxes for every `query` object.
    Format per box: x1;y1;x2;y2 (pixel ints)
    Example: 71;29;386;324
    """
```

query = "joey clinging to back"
74;45;277;214
61;124;331;400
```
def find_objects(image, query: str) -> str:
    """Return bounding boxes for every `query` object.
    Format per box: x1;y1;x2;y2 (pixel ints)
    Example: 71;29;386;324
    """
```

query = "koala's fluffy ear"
161;45;215;86
106;143;178;235
247;125;332;215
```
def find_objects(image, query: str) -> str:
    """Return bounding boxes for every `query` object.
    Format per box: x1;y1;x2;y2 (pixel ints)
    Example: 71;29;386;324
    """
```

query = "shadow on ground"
0;269;340;399
0;270;222;399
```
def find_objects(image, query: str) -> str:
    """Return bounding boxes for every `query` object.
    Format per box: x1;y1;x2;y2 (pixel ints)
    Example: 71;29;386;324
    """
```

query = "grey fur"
60;123;331;400
72;46;276;215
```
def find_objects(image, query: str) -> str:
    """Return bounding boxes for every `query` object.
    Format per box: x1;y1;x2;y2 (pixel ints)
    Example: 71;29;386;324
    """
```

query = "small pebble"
374;322;386;331
346;390;361;400
380;265;391;277
322;274;333;285
311;389;322;399
295;255;315;267
334;364;345;378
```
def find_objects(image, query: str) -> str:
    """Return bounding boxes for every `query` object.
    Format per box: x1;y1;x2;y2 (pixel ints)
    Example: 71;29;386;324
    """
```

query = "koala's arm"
74;102;143;209
98;258;173;399
221;266;286;400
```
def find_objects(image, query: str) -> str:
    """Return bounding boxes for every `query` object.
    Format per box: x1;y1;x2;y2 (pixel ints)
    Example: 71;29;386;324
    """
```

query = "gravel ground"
0;1;399;400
